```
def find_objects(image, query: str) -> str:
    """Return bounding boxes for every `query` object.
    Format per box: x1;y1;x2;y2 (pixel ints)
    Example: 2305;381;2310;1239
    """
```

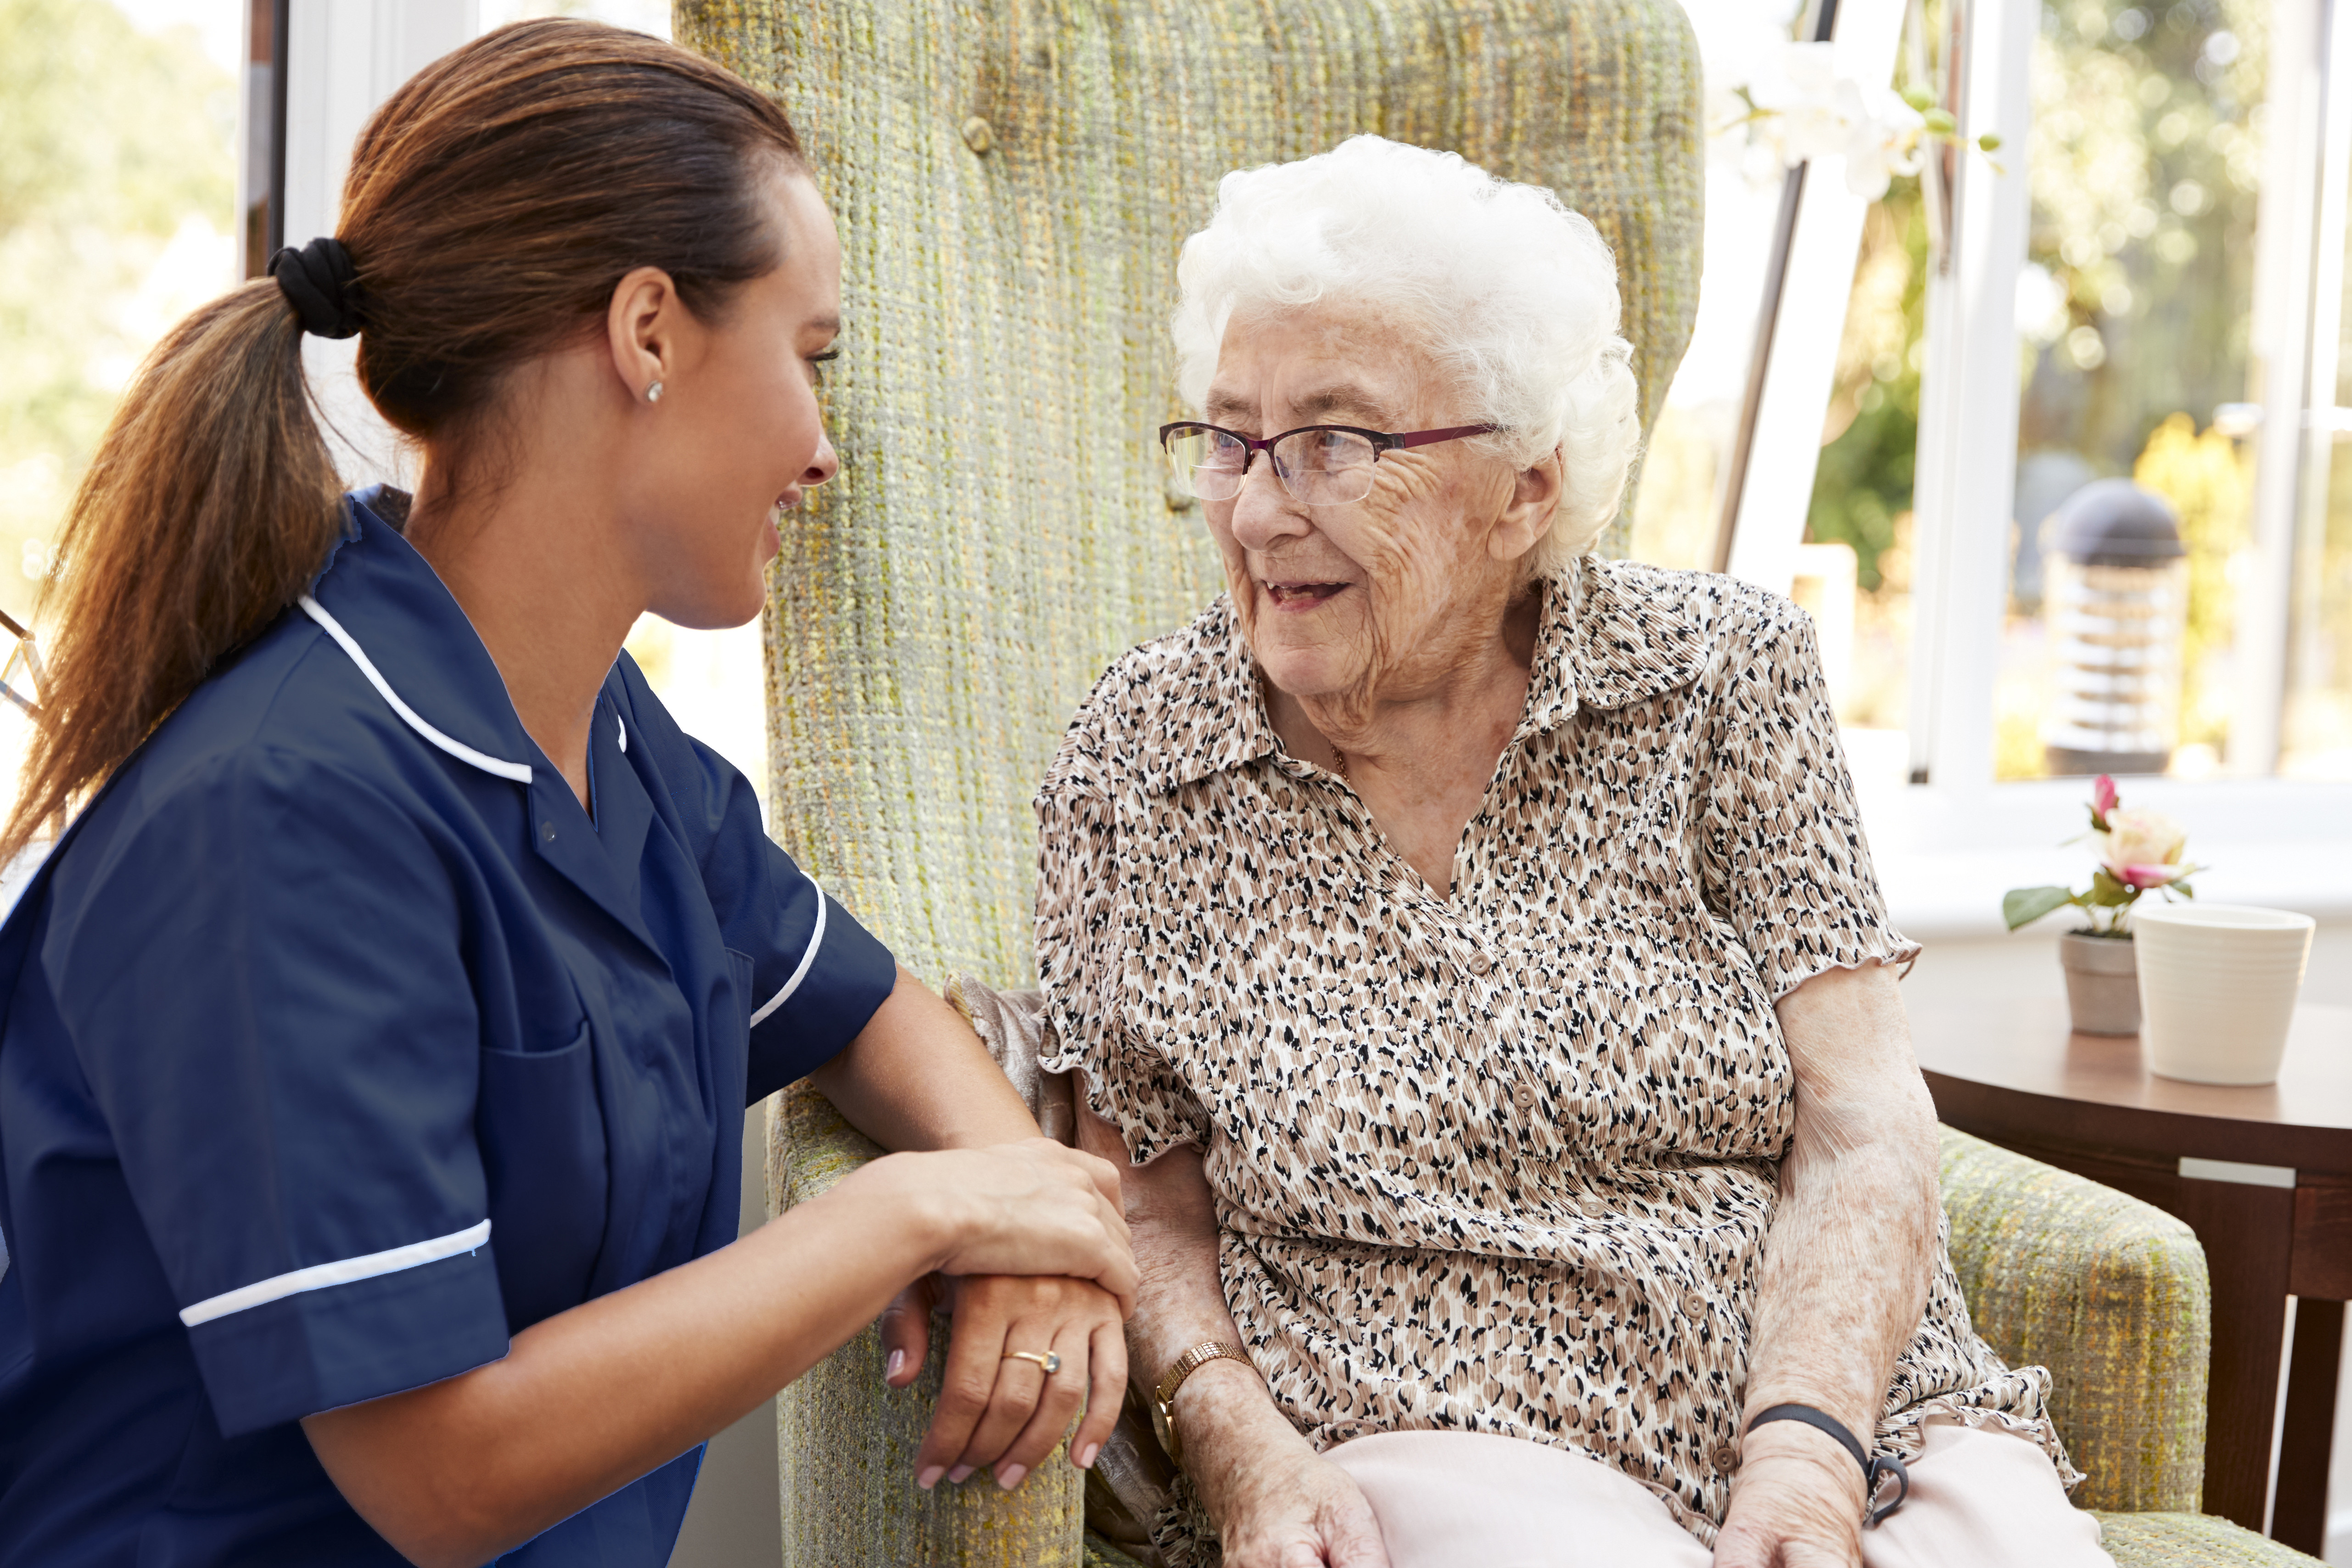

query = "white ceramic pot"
2134;903;2315;1086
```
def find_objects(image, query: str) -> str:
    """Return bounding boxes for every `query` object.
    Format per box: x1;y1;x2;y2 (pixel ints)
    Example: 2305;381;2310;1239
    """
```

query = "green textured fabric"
678;0;1703;988
1084;1532;1155;1568
1937;1126;2211;1514
2094;1513;2329;1566
765;1081;1086;1566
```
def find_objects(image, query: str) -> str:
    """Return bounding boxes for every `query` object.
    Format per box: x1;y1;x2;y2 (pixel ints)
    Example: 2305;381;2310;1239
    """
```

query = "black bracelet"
1745;1404;1910;1527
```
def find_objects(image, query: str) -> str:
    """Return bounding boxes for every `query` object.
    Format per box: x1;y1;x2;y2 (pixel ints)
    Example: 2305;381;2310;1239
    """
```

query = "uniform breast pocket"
478;1018;609;1333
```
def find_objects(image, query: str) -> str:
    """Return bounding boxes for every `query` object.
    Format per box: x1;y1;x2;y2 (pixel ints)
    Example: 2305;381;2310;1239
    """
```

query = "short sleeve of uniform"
1692;602;1921;1000
49;748;507;1437
608;659;896;1104
1033;728;1210;1166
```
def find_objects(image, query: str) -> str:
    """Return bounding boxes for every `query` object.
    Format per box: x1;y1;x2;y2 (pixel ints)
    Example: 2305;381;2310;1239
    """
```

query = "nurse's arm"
805;964;1040;1148
302;1136;1133;1568
806;963;1135;1490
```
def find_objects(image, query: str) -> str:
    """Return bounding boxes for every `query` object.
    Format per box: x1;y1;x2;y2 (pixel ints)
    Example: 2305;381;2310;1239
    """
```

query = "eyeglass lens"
1163;426;1383;505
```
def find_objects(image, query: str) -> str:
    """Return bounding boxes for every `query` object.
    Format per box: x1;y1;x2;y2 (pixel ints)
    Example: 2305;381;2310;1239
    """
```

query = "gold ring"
1003;1350;1062;1375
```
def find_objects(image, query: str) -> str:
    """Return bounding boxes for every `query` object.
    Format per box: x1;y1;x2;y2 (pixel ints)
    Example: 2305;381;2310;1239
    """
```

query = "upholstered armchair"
674;2;2324;1562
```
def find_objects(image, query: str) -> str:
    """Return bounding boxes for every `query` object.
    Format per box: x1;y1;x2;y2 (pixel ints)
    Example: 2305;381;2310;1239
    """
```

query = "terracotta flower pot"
2060;931;2139;1036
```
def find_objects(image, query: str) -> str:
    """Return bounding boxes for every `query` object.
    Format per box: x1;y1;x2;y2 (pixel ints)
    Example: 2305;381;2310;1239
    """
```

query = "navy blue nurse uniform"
0;488;898;1566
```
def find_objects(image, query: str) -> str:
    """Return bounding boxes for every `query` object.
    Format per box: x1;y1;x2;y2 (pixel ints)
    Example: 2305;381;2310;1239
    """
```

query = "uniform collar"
308;488;668;954
303;487;542;784
1142;556;1705;796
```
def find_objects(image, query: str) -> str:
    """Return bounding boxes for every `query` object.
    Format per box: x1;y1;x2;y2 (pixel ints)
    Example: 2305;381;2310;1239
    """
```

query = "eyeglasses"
1158;420;1499;507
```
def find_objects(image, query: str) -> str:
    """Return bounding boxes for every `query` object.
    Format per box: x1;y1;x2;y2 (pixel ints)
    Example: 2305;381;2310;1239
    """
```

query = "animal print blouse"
1035;558;2071;1557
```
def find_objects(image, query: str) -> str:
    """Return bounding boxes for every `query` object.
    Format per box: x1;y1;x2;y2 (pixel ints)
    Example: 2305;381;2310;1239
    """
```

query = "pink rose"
2095;806;2187;890
2092;774;2119;821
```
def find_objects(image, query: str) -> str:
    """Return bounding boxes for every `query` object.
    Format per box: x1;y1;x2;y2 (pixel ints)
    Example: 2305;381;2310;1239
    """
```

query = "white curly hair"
1170;135;1641;571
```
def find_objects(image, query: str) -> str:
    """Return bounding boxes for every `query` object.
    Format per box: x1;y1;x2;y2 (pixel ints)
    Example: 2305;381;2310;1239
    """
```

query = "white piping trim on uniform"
299;597;534;784
179;1219;492;1329
749;870;828;1028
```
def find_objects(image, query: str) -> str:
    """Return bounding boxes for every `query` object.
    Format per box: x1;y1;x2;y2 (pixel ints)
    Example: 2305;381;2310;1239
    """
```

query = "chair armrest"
764;1078;1083;1565
1937;1125;2210;1512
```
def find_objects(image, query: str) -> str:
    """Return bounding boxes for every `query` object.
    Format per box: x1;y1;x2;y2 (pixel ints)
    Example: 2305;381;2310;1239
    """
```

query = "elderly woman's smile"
1258;577;1350;610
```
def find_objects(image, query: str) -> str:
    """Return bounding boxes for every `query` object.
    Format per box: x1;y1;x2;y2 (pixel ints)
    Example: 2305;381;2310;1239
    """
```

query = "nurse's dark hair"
4;20;802;862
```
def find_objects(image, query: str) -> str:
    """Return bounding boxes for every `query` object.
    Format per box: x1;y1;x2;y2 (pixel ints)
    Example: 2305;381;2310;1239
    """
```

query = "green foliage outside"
1807;0;2263;582
1806;183;1926;593
2131;412;2248;751
0;0;234;620
2019;0;2265;476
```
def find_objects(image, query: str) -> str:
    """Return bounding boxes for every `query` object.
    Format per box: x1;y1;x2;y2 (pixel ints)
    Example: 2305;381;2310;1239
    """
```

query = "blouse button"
1713;1444;1741;1474
1512;1082;1536;1109
541;821;557;843
1467;950;1495;976
1682;1288;1710;1320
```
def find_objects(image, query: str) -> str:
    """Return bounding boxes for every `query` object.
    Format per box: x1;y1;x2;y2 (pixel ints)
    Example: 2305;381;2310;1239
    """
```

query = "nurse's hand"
857;1136;1137;1309
879;1272;1128;1490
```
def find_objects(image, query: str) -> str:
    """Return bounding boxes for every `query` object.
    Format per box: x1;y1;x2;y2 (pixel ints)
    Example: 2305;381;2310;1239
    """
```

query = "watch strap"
1154;1340;1251;1408
1152;1340;1252;1466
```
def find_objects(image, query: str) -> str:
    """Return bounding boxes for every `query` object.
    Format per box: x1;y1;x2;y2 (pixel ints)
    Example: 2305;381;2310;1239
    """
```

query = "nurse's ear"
605;265;688;408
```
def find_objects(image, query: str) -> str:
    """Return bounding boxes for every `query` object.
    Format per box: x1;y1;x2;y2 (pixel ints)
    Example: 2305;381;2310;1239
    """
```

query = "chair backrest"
682;0;1702;986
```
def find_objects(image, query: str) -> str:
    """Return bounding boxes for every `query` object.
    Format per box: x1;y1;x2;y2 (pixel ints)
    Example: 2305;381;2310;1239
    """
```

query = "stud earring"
645;381;664;404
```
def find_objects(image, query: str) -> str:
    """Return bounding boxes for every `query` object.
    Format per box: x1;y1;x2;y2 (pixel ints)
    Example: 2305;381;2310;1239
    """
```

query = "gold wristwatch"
1151;1340;1253;1469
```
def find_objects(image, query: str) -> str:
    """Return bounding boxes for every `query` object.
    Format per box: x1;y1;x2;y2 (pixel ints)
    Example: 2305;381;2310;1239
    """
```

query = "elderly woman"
1037;137;2107;1568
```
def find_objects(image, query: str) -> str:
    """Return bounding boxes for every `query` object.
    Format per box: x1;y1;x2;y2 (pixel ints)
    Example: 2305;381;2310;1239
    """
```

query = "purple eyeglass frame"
1158;420;1500;496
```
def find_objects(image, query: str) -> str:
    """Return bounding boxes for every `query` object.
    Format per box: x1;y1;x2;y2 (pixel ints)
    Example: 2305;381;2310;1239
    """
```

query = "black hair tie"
268;237;362;340
1746;1403;1911;1527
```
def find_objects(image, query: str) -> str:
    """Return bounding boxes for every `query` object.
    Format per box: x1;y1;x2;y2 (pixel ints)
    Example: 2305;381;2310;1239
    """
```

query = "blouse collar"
1140;555;1708;797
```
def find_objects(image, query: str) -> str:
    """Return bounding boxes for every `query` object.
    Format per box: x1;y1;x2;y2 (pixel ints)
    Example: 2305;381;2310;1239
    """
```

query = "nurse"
0;19;1134;1568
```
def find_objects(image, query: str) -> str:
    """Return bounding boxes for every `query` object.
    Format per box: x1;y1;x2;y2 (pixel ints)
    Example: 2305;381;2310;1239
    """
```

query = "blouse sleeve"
1033;758;1209;1166
1693;601;1919;1001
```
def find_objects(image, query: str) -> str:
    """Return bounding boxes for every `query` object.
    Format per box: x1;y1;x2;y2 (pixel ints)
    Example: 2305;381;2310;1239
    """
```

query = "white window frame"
1712;0;2352;934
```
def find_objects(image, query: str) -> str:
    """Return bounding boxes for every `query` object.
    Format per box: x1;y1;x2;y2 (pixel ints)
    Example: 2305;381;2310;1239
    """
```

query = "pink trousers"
1325;1420;2113;1568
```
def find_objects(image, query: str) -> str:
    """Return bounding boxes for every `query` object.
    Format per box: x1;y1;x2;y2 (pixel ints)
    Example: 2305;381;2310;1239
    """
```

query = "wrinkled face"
628;165;842;630
1198;302;1529;706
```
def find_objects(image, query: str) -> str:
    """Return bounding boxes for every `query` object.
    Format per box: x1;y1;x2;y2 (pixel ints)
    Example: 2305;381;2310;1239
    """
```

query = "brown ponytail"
4;20;801;862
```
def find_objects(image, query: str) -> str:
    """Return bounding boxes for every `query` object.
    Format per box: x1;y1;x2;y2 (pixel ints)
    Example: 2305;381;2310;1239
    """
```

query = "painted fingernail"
997;1463;1027;1490
1075;1443;1100;1470
885;1349;905;1379
917;1466;944;1491
947;1465;974;1484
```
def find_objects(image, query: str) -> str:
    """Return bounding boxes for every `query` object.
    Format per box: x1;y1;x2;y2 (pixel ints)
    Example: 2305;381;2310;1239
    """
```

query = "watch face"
1151;1399;1178;1466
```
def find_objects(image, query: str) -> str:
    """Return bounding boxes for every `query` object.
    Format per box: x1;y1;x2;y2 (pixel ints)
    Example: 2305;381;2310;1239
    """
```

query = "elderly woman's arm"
1075;1086;1389;1568
1713;959;1941;1568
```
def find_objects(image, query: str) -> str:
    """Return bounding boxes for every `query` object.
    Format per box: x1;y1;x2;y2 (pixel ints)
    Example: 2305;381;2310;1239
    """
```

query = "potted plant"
2002;775;2201;1035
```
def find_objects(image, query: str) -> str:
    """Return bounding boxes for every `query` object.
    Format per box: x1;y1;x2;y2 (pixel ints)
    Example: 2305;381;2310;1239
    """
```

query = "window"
2001;0;2268;783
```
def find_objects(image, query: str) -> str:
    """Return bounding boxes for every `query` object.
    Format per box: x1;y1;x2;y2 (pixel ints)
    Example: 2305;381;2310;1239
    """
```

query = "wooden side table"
1913;998;2352;1553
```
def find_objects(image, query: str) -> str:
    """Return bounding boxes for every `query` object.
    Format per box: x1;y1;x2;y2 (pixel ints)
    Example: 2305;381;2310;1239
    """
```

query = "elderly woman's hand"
1181;1362;1390;1568
1711;1421;1866;1568
880;1271;1128;1491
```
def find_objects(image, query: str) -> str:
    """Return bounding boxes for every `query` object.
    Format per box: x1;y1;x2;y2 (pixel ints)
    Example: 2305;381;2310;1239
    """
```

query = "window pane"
1998;0;2268;782
1802;179;1927;788
0;0;241;819
1628;0;1805;573
2284;109;2352;777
